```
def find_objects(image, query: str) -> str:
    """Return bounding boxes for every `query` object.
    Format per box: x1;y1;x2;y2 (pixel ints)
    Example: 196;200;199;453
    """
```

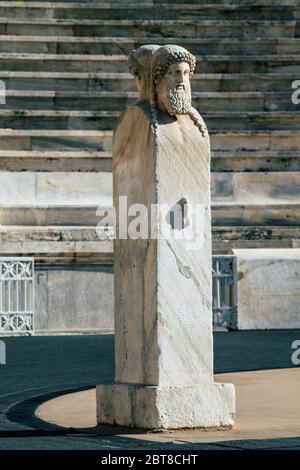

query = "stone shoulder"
113;103;153;155
115;103;152;131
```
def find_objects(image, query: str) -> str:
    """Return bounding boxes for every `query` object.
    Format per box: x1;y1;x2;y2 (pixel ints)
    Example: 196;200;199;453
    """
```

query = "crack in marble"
166;240;200;291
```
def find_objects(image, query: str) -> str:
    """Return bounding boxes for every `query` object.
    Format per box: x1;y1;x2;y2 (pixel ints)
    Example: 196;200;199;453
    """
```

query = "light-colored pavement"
36;368;300;444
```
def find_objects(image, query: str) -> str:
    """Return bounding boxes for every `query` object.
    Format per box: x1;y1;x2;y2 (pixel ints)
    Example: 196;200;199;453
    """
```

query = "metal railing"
212;256;237;329
0;258;34;333
0;255;236;333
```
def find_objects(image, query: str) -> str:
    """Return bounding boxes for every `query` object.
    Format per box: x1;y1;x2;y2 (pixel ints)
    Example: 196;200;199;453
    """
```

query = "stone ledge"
0;18;295;25
0;240;114;264
233;248;300;329
0;110;298;132
1;202;299;226
0;328;114;336
1;225;298;255
0;19;294;41
1;129;298;153
1;53;300;75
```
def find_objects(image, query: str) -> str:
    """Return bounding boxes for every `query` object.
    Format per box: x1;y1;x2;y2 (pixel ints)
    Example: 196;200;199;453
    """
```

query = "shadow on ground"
0;330;299;449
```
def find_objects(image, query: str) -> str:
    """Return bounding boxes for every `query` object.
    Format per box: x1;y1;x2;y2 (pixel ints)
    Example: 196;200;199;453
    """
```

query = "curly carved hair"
151;45;196;85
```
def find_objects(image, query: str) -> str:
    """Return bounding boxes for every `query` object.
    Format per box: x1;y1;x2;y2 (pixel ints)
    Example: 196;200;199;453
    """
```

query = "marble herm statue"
97;45;235;429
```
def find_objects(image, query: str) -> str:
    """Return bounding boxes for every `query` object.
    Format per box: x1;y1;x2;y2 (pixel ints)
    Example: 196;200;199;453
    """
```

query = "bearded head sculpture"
149;45;206;137
151;45;196;115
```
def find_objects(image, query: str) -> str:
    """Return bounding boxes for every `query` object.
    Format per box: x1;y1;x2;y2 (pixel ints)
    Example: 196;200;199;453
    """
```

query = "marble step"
0;71;296;93
0;130;298;152
2;36;300;55
205;112;300;131
212;131;300;152
212;225;300;253
1;90;296;112
2;231;294;260
0;3;297;21
213;203;300;226
0;109;299;130
0;149;111;171
19;1;300;5
0;225;113;266
0;205;102;226
0;226;106;243
0;170;297;206
1;149;299;173
0;225;299;258
0;129;113;151
211;171;300;203
0;19;295;38
0;108;118;129
1;225;299;247
2;224;299;245
212;150;300;172
0;203;299;226
0;171;112;206
1;53;300;74
0;235;113;264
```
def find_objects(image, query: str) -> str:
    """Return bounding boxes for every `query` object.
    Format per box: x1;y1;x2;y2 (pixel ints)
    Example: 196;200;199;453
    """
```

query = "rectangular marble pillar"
97;104;235;429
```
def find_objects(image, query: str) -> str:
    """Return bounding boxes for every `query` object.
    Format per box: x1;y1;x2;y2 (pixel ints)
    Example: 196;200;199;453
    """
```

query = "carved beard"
164;86;192;115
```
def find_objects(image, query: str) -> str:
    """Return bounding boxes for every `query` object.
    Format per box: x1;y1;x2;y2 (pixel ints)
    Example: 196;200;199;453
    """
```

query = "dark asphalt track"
0;330;299;450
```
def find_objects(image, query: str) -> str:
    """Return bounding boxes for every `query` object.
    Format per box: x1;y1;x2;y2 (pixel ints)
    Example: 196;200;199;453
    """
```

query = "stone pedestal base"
96;382;235;429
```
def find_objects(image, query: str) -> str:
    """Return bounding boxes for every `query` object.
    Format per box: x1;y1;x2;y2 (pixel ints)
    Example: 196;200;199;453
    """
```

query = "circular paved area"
36;368;300;444
0;331;299;449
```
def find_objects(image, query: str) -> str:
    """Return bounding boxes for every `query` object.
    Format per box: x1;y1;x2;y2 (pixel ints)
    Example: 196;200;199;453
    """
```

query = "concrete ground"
37;368;300;445
0;331;299;449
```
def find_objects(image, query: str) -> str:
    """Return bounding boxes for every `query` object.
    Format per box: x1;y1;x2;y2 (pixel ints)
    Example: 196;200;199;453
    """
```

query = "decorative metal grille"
212;256;237;329
0;258;34;333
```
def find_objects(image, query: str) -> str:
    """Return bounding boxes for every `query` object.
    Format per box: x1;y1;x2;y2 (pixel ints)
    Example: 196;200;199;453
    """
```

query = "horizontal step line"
1;203;299;208
0;110;298;116
0;129;296;135
1;225;298;231
0;36;300;43
0;90;293;97
0;152;299;160
213;203;300;207
0;72;295;79
0;19;296;25
212;225;300;230
0;2;296;10
213;151;300;157
0;53;300;60
0;129;112;135
0;150;111;157
0;225;100;230
0;53;125;60
0;110;120;115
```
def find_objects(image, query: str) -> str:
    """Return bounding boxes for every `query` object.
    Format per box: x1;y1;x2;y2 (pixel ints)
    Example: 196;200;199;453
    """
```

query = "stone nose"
176;72;185;82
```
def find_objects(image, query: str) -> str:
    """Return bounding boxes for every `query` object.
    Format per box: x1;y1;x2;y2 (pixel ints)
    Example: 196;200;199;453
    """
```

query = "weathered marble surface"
97;103;235;428
0;172;112;205
35;265;114;334
97;382;235;429
113;104;213;386
212;172;300;204
233;248;300;330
